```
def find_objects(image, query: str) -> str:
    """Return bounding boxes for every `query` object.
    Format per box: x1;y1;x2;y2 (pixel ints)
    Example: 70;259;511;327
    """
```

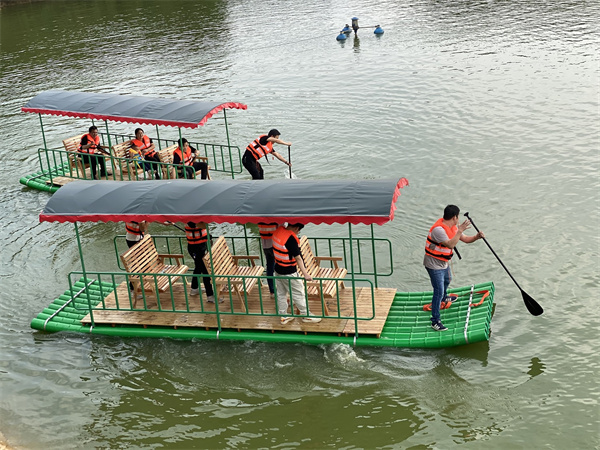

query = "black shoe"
431;321;448;331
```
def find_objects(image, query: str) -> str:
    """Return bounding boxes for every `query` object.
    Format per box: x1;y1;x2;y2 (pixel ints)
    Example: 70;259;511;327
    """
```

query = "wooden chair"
62;134;85;177
156;144;179;179
120;234;189;307
298;235;348;315
111;141;146;179
203;236;264;312
63;134;115;179
157;145;211;180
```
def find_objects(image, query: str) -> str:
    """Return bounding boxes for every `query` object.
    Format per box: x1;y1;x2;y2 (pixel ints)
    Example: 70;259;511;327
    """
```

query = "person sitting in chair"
173;138;209;180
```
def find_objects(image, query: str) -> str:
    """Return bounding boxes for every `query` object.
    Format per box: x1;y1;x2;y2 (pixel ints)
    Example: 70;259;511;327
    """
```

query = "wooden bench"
157;144;211;180
111;141;148;179
120;234;189;307
62;134;85;177
156;144;179;179
299;235;348;315
63;134;115;179
203;236;264;312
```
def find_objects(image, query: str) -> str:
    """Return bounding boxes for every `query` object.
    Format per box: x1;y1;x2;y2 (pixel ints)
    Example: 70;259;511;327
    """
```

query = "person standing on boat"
242;129;292;180
258;222;278;297
78;126;110;180
424;205;484;331
185;222;221;303
131;128;161;179
272;223;321;324
173;138;209;180
125;221;148;248
125;221;147;291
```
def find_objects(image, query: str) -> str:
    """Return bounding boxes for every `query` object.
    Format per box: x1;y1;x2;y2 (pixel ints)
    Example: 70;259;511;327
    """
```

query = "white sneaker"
190;288;199;296
207;296;224;303
302;315;322;323
280;316;294;325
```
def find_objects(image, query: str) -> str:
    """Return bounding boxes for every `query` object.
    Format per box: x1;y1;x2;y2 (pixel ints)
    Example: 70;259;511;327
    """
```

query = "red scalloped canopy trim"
388;177;409;222
39;214;396;226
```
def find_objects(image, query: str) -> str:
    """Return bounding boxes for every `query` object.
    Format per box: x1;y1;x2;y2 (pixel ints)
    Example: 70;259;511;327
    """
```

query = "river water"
0;0;598;448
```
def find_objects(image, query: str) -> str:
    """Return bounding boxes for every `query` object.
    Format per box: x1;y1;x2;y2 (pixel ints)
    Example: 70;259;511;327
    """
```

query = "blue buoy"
374;25;384;35
336;32;347;41
342;24;352;34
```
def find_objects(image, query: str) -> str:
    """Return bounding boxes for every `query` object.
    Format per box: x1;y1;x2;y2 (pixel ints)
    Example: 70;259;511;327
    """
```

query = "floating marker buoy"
342;24;352;34
336;31;347;41
351;17;360;35
374;25;384;35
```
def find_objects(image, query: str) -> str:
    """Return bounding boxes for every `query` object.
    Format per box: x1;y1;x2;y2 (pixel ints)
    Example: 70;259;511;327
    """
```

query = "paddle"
165;221;185;232
284;145;297;179
464;212;543;316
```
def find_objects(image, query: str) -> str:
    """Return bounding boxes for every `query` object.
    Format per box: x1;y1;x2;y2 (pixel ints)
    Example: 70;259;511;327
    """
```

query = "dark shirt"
173;145;197;165
274;234;302;275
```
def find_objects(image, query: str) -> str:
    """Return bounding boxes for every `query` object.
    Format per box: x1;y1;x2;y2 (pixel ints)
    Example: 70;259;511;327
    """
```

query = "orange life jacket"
272;226;299;268
425;218;457;261
173;145;194;166
131;135;155;157
125;221;143;236
185;225;208;245
78;133;100;154
258;223;278;241
246;135;274;161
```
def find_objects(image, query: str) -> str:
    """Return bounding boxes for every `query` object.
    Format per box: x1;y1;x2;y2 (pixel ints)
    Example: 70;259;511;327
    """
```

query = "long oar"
464;212;543;316
288;145;292;179
165;221;185;232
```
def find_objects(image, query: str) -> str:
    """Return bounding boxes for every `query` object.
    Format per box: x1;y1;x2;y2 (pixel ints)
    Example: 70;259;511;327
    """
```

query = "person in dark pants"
185;222;221;303
78;126;110;180
242;129;291;179
173;138;209;180
125;221;147;291
131;128;161;179
258;222;278;297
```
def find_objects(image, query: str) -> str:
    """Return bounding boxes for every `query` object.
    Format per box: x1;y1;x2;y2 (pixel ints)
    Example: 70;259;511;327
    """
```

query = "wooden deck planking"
82;282;396;336
46;171;121;186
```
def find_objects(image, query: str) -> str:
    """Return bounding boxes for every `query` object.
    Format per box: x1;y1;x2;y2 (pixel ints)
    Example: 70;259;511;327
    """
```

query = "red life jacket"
174;145;194;166
246;135;274;161
125;221;143;236
272;226;299;268
425;218;457;261
131;135;155;157
185;225;208;245
78;133;100;154
257;223;278;241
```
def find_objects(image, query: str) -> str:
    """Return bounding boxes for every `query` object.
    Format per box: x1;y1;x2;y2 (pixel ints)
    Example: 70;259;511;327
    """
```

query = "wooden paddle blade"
522;290;543;316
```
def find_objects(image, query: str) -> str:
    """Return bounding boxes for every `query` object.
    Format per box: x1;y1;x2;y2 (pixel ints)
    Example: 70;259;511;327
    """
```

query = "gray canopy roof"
22;90;247;128
40;178;409;226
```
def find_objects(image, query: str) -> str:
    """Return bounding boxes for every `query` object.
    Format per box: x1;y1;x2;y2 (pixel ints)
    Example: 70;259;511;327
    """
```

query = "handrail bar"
67;271;375;322
44;279;95;330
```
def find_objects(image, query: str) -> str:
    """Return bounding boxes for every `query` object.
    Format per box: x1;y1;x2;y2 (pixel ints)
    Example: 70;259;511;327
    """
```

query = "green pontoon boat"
30;177;495;348
20;90;247;193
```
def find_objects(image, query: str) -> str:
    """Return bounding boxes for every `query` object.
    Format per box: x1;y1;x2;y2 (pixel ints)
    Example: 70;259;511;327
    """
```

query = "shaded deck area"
82;282;397;337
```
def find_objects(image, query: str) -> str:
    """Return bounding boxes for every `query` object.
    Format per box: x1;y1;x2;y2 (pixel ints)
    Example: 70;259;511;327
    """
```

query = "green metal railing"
97;132;243;176
34;133;242;184
35;147;228;184
68;270;375;334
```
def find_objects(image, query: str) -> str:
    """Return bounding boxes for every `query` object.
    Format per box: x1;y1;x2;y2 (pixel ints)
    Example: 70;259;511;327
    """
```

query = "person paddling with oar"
424;205;485;331
242;129;292;179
